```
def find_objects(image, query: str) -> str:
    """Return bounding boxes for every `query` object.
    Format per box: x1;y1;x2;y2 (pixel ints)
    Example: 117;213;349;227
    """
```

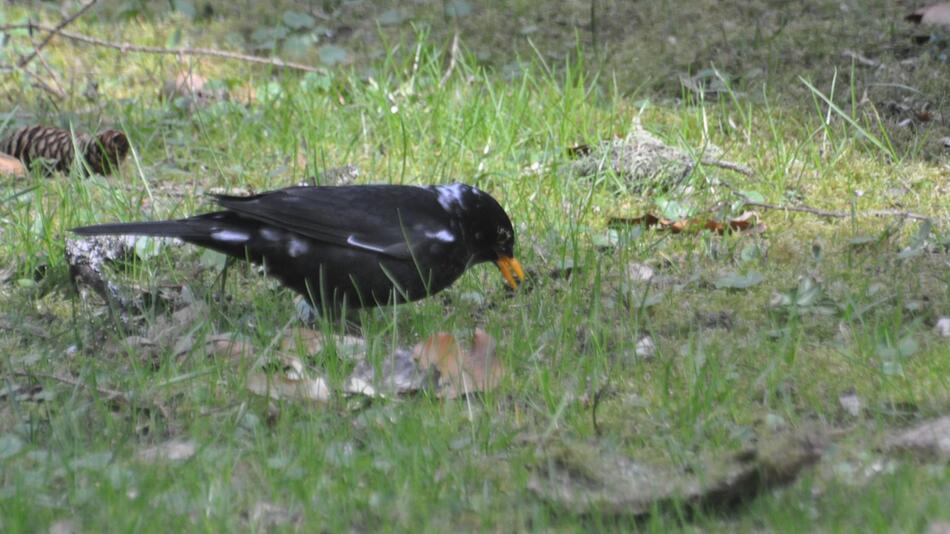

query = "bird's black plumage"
71;183;523;314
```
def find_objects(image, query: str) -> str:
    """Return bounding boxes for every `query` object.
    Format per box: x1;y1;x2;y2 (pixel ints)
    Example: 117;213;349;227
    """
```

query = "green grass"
2;1;950;531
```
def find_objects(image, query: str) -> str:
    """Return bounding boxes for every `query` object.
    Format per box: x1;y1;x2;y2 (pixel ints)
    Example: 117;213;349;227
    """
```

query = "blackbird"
72;183;524;314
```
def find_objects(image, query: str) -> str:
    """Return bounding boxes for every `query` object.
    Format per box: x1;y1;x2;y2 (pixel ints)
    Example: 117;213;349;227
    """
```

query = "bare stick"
744;201;933;222
17;0;99;68
28;33;68;98
699;157;755;177
439;32;461;87
3;23;324;73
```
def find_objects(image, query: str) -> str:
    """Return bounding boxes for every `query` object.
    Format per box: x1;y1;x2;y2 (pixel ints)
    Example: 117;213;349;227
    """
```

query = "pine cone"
0;125;129;176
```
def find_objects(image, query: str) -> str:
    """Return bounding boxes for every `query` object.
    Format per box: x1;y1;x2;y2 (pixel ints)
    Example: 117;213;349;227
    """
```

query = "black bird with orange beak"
72;183;524;314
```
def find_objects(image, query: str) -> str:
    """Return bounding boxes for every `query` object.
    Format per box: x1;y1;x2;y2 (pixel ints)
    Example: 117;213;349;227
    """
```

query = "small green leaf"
881;360;903;376
714;271;764;290
301;71;332;92
282;10;316;30
166;26;183;48
795;277;821;307
170;0;196;19
739;243;760;263
445;0;473;17
282;34;316;59
377;9;409;25
740;190;765;203
897;336;919;358
655;198;690;221
256;81;284;102
318;45;347;66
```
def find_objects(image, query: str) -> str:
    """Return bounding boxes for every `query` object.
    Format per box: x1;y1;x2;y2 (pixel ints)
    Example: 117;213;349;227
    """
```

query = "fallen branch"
28;39;68;98
744;201;933;222
16;0;98;69
2;23;325;74
699;157;755;177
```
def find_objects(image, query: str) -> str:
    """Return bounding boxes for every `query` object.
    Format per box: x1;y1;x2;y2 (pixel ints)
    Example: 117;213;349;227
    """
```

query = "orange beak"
495;256;525;289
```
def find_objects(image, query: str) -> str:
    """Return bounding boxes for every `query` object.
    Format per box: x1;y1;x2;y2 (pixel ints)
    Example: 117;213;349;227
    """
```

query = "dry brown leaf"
204;335;255;361
278;327;364;357
160;71;207;100
907;3;950;27
246;354;330;403
609;212;764;235
0;152;27;177
413;328;504;399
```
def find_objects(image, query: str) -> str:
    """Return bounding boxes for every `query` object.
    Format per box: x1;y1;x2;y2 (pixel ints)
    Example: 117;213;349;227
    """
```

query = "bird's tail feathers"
71;220;209;240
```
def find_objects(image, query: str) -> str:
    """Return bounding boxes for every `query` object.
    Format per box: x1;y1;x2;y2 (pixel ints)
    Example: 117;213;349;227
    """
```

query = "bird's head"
434;183;525;289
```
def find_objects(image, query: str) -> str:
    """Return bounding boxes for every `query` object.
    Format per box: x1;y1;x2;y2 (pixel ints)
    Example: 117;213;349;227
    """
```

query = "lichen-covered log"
0;125;129;175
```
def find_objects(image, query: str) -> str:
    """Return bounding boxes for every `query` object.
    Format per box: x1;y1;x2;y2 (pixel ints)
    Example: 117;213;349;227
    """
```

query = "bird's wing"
213;185;454;259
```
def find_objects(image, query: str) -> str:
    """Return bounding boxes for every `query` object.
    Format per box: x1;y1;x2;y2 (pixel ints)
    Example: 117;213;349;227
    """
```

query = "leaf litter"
206;327;505;403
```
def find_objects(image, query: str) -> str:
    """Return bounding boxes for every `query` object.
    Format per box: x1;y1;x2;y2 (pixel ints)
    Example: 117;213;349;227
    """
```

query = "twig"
19;67;67;99
439;32;461;87
15;371;171;420
743;201;933;222
17;0;98;68
706;161;931;222
699;157;756;177
28;33;68;98
842;50;880;68
2;23;325;73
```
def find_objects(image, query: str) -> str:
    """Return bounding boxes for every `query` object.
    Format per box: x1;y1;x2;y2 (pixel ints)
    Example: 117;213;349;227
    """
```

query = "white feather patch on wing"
346;235;386;253
211;230;250;243
288;237;310;257
433;183;468;210
425;229;456;242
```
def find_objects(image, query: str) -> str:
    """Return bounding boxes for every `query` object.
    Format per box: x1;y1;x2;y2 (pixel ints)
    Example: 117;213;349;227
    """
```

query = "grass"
2;1;950;531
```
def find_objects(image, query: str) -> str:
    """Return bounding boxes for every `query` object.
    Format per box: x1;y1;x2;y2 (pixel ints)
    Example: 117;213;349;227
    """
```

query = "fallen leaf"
318;45;348;66
203;334;255;361
246;354;330;403
935;317;950;338
907;3;950;27
345;347;425;397
635;336;656;359
279;327;364;358
160;71;206;100
413;329;504;399
627;262;655;282
714;271;764;290
839;390;862;417
0;153;27;177
137;439;197;462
